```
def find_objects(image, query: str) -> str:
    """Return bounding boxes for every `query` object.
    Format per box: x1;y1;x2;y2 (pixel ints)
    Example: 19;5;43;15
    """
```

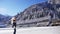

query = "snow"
0;26;60;34
0;28;14;34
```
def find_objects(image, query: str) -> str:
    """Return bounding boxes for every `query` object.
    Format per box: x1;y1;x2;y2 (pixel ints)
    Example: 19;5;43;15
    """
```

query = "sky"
0;0;47;16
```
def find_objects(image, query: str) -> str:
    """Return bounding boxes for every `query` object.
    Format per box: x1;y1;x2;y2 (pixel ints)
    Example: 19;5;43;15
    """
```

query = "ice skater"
11;17;16;34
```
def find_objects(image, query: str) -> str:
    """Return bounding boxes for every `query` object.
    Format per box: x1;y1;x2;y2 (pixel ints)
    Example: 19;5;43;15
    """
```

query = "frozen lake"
0;26;60;34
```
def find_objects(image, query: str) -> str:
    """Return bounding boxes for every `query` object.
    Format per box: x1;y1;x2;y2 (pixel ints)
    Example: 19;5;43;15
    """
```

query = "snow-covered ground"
0;26;60;34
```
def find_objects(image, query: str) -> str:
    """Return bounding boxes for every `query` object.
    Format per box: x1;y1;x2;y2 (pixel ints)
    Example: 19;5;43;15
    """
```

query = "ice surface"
0;26;60;34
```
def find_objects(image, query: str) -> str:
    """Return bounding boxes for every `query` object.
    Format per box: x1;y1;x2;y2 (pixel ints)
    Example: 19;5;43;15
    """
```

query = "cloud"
0;8;8;15
0;8;7;12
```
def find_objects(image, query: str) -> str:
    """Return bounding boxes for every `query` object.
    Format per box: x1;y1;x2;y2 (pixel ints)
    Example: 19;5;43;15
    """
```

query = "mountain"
14;1;60;27
0;14;12;28
16;2;60;20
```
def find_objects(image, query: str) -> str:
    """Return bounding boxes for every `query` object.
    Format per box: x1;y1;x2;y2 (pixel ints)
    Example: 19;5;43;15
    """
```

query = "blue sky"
0;0;47;16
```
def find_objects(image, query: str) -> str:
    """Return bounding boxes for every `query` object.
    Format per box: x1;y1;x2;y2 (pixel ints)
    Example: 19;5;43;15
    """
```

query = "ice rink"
0;26;60;34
